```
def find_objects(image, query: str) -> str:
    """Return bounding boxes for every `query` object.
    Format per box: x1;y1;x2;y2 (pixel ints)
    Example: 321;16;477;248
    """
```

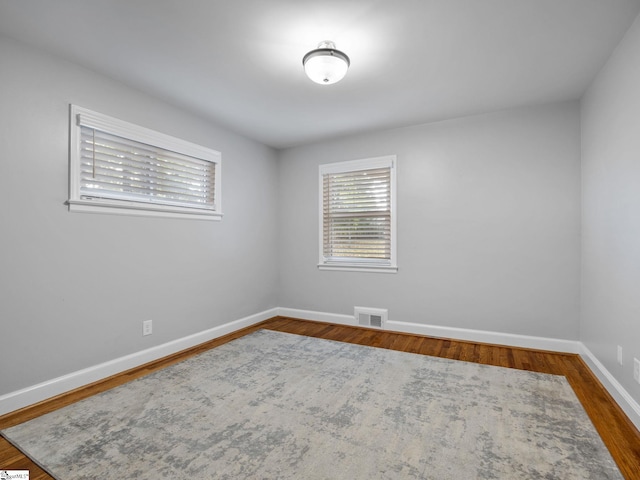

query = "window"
68;105;222;220
319;155;397;273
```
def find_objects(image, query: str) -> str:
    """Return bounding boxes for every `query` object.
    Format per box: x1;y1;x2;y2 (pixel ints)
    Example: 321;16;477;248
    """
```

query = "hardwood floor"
2;316;639;479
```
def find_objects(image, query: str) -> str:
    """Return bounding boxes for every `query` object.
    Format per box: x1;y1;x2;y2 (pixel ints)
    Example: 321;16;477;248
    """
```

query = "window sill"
318;263;398;274
67;198;223;221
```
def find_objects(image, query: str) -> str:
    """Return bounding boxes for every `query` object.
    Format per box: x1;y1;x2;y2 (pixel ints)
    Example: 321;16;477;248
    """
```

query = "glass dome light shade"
303;44;350;85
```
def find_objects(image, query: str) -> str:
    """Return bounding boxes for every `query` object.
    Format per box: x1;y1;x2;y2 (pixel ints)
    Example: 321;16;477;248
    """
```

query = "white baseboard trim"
579;344;640;430
386;320;581;354
278;307;355;326
0;308;278;417
278;307;581;354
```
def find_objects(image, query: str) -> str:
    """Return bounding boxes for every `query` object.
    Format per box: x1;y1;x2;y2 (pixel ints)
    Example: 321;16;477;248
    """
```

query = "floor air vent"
355;307;387;329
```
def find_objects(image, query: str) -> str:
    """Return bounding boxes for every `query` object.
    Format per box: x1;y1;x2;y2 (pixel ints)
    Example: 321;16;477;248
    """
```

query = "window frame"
67;105;222;221
318;155;398;273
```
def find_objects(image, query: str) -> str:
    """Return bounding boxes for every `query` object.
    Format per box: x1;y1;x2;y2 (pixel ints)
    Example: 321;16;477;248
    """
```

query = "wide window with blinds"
67;105;222;220
319;156;397;273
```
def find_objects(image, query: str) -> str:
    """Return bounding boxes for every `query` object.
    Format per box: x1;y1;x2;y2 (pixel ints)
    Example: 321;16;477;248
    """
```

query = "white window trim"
318;155;398;273
67;105;223;221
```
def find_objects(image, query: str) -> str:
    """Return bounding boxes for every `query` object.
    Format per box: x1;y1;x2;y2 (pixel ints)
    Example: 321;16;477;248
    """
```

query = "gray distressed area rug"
2;329;622;479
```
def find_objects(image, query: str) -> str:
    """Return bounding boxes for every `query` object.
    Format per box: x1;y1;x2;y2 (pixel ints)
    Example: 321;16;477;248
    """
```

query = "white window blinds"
319;156;397;272
68;105;222;220
79;127;216;210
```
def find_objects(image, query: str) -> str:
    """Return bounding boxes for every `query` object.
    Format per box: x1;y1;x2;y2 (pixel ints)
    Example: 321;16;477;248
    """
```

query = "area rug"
1;329;622;479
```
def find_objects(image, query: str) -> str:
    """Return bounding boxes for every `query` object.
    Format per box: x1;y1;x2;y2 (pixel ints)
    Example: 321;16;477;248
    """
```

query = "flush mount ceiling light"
302;41;350;85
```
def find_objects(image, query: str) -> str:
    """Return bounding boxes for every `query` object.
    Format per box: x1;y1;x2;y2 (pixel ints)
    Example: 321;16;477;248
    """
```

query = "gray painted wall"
581;13;640;399
278;102;581;340
0;36;279;395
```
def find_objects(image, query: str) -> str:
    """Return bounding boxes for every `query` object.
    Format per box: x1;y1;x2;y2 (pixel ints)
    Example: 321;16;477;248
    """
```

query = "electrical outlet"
634;358;640;384
143;320;153;336
617;345;623;366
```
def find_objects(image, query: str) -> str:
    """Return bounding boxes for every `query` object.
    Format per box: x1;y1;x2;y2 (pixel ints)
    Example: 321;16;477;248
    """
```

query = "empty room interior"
1;0;640;478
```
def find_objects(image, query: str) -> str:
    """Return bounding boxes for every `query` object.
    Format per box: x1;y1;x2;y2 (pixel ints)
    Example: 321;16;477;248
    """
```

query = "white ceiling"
1;0;639;149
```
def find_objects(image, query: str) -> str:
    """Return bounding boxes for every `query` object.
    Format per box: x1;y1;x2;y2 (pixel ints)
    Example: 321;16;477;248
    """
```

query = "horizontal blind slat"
80;190;214;210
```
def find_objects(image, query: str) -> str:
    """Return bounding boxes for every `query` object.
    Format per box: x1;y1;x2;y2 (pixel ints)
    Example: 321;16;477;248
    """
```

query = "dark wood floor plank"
1;316;639;479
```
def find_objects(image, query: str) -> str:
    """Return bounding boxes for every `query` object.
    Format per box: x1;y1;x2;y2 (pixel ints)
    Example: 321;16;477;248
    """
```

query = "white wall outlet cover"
634;358;640;384
143;320;153;336
617;345;623;365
